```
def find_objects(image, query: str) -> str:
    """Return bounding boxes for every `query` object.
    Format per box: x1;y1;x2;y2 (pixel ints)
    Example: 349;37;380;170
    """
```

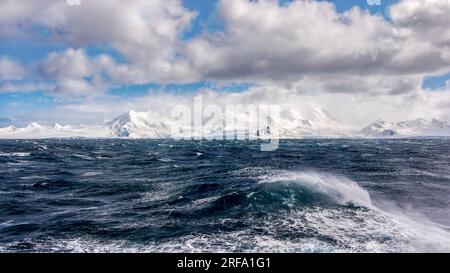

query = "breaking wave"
1;139;450;253
258;171;373;208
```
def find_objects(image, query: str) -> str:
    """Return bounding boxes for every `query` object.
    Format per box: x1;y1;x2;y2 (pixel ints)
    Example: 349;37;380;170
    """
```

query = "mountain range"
1;109;449;139
359;118;450;137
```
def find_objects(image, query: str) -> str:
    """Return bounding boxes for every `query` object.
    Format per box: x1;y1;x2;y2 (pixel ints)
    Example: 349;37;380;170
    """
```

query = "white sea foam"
259;171;373;208
19;175;49;180
157;157;173;162
1;168;449;253
73;154;94;161
191;196;222;208
81;171;103;177
2;206;450;253
255;170;450;253
0;234;338;253
0;152;31;157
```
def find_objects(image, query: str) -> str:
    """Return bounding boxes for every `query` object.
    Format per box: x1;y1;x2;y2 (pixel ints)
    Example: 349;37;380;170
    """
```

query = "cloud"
1;0;450;99
184;0;450;85
289;74;423;96
390;0;450;47
0;0;198;85
40;48;108;96
14;84;450;131
0;81;54;93
0;58;25;81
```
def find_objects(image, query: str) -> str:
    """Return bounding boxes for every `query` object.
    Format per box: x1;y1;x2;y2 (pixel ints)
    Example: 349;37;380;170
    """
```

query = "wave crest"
259;171;373;208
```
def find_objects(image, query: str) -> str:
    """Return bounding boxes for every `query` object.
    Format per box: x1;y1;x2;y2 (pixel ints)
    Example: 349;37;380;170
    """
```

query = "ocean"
0;139;449;253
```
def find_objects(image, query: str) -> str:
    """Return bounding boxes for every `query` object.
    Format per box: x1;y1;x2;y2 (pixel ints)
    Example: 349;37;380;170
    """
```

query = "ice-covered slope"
3;115;450;139
106;105;348;139
360;118;450;137
0;123;109;139
0;103;348;139
107;111;174;138
275;104;345;138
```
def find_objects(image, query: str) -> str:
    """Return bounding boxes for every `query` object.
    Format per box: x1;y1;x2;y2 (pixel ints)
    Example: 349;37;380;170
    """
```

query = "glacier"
359;118;450;138
1;109;450;139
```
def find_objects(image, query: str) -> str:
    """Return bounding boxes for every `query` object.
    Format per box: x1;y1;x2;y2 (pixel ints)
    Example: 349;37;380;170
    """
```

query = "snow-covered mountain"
360;118;450;137
105;104;347;139
0;123;109;139
0;104;348;139
2;111;450;139
107;111;175;138
272;103;348;138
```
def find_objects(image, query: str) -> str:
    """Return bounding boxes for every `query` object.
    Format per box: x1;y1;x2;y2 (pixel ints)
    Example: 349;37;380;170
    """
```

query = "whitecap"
256;170;450;252
73;154;94;160
0;152;31;157
258;171;373;208
19;175;49;180
38;145;48;150
191;196;221;207
158;157;173;162
82;171;103;177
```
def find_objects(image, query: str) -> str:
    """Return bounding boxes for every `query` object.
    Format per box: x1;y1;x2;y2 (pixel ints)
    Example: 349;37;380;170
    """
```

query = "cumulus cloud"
40;48;108;96
0;0;450;119
0;0;198;86
0;81;54;93
390;0;450;47
184;0;450;85
0;58;25;81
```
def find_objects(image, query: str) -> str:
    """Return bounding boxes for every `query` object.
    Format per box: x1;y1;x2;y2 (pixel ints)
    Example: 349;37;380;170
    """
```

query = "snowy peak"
0;125;18;133
0;122;109;139
106;105;346;139
430;118;450;129
107;111;133;137
3;111;449;139
361;118;450;137
26;122;43;130
397;118;428;129
107;110;174;138
360;119;397;137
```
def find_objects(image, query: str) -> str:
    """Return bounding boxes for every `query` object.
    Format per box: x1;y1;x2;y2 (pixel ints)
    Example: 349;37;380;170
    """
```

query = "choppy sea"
1;139;449;253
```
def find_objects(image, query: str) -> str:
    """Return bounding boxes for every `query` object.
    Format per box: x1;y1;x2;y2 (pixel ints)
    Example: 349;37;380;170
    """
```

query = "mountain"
275;105;346;138
106;104;347;139
3;111;449;140
0;104;347;139
0;122;109;139
360;118;450;137
107;111;174;138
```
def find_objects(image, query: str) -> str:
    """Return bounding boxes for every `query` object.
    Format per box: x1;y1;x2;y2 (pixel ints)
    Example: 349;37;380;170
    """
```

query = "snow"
360;118;450;138
0;122;110;139
105;104;349;139
1;111;450;139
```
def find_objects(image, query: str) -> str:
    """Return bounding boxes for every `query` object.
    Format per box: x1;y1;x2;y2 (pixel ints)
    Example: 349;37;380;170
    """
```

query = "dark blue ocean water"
1;139;450;253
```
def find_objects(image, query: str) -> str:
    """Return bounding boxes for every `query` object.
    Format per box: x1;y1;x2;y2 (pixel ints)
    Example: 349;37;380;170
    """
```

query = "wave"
254;170;450;252
1;162;449;253
258;171;373;208
81;172;103;177
4;209;450;253
0;152;31;157
72;154;95;161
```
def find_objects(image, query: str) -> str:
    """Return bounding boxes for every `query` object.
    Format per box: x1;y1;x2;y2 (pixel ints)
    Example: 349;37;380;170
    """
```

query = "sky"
1;0;450;127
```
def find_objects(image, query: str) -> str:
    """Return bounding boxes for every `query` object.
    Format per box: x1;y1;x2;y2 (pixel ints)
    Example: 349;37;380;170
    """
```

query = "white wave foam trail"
2;169;448;253
0;152;31;157
258;170;450;252
259;171;373;208
0;234;336;253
